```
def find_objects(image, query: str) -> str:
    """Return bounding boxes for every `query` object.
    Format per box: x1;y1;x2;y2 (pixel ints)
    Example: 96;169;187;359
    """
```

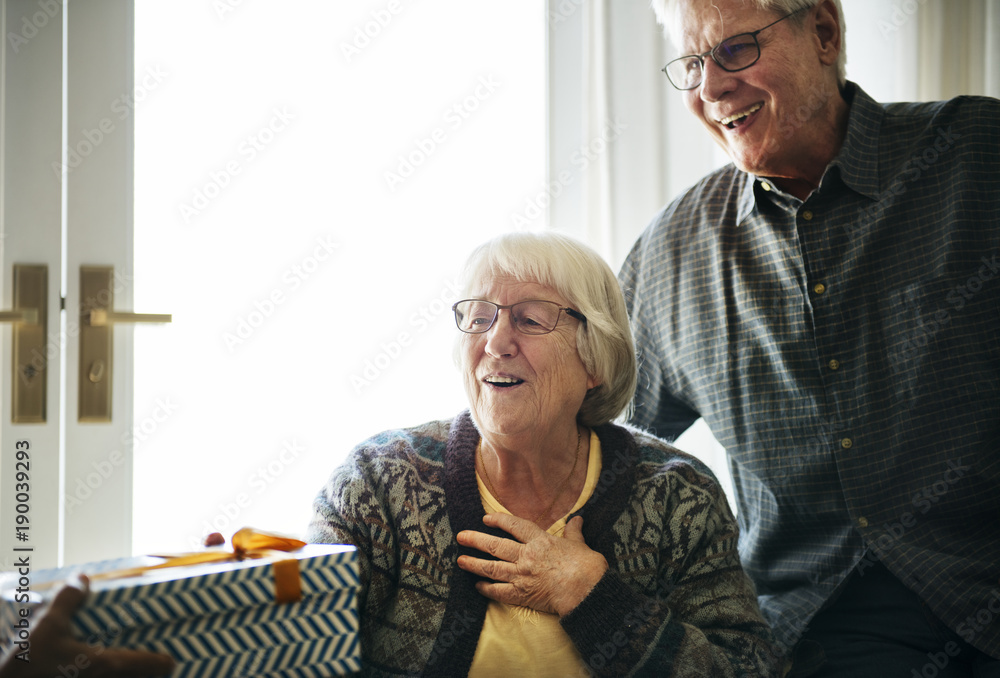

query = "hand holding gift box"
0;574;175;678
1;528;359;678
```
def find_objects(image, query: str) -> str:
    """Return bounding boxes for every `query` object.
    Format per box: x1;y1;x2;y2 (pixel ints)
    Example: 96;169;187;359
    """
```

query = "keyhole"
88;360;106;383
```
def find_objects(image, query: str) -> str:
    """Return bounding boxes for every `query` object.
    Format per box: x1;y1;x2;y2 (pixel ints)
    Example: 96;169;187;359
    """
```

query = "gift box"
1;531;360;677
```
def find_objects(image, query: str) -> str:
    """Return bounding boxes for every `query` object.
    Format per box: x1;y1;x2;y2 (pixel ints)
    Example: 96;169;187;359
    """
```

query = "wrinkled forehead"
669;0;766;53
467;275;563;305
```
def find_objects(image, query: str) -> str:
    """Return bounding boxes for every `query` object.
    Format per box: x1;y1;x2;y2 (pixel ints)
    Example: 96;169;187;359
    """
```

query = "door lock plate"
12;265;48;423
79;266;114;422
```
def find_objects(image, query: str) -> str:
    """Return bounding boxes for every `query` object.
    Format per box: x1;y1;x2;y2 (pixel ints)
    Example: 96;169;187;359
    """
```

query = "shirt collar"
825;82;884;201
736;81;885;222
736;170;758;224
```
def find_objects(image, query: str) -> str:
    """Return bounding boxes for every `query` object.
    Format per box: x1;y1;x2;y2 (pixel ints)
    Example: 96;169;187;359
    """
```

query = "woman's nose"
484;310;519;357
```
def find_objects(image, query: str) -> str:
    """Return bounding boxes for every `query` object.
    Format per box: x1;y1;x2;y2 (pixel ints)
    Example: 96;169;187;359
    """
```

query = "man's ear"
812;0;843;67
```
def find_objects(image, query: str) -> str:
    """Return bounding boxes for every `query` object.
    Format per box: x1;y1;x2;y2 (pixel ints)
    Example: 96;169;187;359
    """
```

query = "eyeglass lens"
454;300;565;335
666;33;760;89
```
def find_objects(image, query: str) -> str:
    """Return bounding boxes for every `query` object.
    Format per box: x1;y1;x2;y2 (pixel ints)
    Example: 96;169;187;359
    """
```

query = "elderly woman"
308;232;779;676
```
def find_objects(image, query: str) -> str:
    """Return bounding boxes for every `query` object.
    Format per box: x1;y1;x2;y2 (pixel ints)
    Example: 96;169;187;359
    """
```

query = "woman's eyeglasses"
452;299;587;335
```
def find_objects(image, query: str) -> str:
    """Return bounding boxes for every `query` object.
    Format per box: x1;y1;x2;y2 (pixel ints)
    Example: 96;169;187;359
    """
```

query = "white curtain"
917;0;1000;100
546;0;726;271
546;0;732;492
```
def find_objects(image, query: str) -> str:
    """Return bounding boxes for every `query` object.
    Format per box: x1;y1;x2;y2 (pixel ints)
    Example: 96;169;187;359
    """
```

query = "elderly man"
619;0;1000;676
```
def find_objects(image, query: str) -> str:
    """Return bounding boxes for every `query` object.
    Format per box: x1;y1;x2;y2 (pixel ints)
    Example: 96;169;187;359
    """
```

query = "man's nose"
699;56;737;102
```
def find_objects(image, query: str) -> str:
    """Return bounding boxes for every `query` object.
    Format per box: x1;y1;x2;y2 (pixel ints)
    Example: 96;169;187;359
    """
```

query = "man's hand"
0;575;175;678
456;513;608;617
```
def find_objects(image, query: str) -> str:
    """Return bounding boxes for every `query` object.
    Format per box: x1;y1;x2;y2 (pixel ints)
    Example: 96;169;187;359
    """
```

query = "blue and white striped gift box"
2;544;360;677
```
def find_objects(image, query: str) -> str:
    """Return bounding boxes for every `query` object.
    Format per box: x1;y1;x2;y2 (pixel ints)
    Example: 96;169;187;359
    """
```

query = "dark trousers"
788;560;1000;678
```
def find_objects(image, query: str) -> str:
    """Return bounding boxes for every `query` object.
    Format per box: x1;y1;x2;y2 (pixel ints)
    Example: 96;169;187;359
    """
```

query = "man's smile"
717;102;763;128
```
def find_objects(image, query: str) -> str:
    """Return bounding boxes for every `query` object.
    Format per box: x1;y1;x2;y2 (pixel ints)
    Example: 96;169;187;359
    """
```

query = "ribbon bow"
85;527;307;604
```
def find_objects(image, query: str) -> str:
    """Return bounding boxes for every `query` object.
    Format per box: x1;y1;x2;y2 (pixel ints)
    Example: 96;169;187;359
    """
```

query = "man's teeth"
486;376;522;384
719;103;762;126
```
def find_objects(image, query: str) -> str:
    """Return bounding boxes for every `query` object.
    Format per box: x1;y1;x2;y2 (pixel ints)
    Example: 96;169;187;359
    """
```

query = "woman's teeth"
486;376;523;386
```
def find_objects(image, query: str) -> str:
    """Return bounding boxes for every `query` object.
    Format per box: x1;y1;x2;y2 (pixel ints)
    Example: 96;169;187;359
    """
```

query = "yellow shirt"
467;431;601;678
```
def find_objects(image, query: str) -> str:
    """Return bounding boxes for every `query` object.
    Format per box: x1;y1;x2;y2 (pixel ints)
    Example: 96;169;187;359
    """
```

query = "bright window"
133;1;545;554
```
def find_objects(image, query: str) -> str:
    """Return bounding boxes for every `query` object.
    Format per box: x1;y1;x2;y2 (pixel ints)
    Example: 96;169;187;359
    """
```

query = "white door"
3;0;546;566
1;0;136;568
1;0;66;569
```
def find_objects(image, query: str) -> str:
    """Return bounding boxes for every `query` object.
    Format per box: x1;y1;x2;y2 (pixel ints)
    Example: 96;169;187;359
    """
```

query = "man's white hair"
651;0;847;87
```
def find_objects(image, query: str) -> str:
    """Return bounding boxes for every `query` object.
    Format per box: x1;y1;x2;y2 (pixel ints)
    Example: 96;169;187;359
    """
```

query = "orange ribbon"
82;527;307;604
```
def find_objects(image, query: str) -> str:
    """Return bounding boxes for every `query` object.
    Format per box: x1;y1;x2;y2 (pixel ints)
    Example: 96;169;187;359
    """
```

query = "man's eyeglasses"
661;9;803;91
452;299;587;335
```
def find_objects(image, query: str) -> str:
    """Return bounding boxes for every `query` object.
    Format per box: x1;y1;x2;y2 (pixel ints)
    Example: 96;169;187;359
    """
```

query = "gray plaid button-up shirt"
620;82;1000;657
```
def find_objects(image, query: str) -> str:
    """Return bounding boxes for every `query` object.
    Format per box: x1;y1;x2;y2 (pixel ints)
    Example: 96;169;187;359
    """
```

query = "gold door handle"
6;265;48;423
87;309;172;326
79;266;171;423
0;309;38;324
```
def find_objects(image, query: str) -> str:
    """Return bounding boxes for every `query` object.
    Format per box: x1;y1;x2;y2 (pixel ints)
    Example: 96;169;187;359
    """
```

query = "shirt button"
841;438;853;449
802;210;814;221
857;517;869;528
813;283;826;295
761;181;772;191
828;359;840;371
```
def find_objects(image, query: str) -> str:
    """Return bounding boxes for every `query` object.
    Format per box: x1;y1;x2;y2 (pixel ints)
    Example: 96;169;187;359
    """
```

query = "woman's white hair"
652;0;847;87
456;231;637;427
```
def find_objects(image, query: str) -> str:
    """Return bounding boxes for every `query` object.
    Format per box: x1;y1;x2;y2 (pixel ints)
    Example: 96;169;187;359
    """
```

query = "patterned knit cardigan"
307;411;780;677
